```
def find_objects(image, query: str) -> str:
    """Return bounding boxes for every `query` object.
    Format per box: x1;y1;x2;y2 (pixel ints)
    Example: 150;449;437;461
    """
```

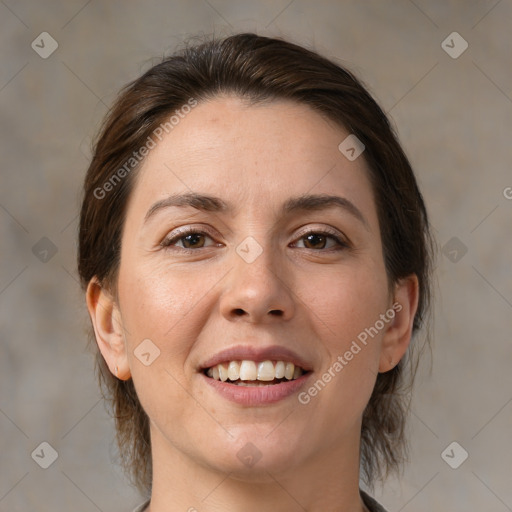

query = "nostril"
231;308;283;317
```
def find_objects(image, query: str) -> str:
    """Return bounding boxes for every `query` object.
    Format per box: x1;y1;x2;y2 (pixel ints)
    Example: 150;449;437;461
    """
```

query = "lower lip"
201;372;312;406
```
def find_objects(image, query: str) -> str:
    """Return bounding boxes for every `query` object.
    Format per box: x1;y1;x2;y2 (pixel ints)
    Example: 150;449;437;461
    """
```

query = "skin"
86;96;419;512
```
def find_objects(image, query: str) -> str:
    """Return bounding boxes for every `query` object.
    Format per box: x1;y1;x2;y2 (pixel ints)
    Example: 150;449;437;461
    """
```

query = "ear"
86;277;131;380
378;274;419;373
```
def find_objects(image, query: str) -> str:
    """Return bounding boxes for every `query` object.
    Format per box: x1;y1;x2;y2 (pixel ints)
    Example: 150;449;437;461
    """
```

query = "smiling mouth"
203;360;309;386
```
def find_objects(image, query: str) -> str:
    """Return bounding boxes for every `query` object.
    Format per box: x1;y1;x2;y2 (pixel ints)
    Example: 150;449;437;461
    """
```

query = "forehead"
129;95;377;225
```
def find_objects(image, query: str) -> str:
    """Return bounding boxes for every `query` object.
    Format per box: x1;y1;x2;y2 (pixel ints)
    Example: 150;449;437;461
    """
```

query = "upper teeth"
206;360;304;381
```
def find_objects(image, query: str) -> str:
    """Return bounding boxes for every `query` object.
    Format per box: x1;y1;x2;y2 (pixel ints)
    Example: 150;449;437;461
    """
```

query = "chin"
201;428;307;479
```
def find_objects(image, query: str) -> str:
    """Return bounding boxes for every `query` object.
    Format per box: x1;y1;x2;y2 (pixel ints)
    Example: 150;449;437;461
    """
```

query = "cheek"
300;261;389;346
296;263;389;416
119;259;214;338
117;260;223;388
118;263;219;430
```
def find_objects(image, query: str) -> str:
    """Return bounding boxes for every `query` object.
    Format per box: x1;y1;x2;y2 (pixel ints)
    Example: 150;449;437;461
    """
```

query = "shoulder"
360;490;389;512
133;494;384;512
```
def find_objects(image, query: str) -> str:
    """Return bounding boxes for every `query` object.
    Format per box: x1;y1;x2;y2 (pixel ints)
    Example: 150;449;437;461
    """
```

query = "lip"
201;371;312;406
199;344;313;372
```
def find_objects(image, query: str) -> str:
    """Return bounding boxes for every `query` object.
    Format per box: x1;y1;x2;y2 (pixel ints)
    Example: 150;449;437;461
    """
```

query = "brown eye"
293;230;349;251
180;233;207;249
161;229;217;251
303;233;329;250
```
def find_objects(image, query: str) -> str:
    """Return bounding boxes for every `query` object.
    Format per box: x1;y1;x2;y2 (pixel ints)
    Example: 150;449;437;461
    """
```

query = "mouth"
203;360;310;386
198;344;313;405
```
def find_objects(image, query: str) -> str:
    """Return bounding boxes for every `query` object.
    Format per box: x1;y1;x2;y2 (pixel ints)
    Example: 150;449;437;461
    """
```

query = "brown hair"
78;32;434;495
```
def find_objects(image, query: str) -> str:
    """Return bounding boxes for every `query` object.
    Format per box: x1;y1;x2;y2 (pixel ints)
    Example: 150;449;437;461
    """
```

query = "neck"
145;424;368;512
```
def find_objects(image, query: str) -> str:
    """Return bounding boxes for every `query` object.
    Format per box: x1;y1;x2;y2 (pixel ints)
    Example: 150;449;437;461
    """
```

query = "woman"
78;33;434;512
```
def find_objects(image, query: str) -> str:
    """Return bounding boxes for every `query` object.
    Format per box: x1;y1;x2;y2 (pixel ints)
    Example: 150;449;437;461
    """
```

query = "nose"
219;241;296;324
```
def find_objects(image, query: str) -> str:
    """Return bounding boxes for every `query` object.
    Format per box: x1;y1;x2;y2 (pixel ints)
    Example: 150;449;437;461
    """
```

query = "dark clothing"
132;490;388;511
361;490;388;511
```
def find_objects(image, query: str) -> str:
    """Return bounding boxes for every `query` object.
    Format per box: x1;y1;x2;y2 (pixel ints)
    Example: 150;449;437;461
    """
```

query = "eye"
160;227;350;253
292;229;349;251
160;228;219;252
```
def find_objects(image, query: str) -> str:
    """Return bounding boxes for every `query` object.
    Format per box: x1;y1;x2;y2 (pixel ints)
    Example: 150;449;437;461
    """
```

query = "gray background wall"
1;1;511;511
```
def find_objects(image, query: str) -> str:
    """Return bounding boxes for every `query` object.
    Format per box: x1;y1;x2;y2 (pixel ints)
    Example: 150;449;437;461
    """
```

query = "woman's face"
99;95;415;480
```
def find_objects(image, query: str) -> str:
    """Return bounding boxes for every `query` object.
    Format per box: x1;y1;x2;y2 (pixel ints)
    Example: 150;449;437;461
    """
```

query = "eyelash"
160;226;350;253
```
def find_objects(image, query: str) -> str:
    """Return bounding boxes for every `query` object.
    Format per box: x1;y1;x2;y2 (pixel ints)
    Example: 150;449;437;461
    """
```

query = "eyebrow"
144;192;369;230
